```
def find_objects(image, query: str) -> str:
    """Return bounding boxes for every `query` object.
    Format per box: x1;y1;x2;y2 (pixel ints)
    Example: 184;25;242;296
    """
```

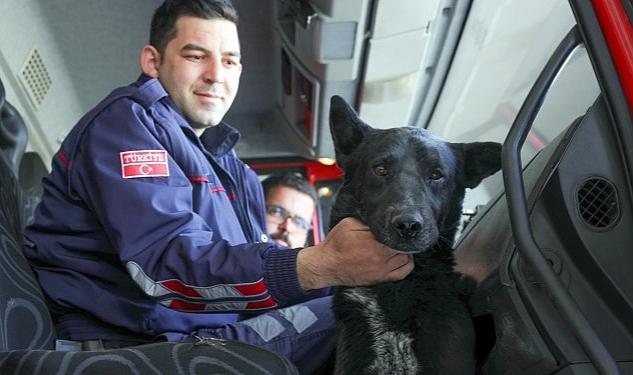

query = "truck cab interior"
1;0;632;373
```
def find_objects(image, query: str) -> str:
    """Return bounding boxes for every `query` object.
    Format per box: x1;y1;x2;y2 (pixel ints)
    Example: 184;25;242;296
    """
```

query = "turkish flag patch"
120;150;169;179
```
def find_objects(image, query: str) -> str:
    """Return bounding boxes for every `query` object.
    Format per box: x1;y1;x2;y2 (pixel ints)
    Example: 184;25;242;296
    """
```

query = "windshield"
426;0;600;211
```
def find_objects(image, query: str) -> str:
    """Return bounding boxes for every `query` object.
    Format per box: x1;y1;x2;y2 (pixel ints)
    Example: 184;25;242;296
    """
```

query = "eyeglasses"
266;205;312;231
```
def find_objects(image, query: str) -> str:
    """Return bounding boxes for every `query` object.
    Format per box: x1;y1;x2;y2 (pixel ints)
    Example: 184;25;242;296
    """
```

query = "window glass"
426;0;600;211
525;46;600;160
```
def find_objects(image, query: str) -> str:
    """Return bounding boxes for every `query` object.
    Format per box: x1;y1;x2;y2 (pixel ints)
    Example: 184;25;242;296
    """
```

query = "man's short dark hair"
150;0;239;55
262;172;318;205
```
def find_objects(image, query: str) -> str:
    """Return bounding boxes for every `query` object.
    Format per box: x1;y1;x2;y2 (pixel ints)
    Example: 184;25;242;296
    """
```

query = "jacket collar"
199;122;241;157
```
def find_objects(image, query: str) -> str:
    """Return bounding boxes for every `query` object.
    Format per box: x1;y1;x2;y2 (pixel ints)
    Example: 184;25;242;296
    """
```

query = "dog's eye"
429;169;444;181
372;165;388;176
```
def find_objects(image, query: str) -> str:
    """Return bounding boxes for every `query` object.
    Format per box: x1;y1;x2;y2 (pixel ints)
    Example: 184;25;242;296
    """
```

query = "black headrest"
0;77;28;176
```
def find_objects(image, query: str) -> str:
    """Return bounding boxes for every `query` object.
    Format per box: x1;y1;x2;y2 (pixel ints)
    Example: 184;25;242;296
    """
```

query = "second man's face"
266;186;315;248
158;16;242;133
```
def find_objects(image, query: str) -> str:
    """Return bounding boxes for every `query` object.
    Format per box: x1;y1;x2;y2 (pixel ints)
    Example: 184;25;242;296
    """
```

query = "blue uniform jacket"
24;76;320;342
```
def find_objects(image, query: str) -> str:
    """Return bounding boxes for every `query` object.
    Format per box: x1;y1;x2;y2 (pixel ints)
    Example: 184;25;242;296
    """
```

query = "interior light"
318;157;336;165
318;187;333;198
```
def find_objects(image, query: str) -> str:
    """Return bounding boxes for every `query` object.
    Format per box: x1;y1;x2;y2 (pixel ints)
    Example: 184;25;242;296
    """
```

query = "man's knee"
188;296;334;374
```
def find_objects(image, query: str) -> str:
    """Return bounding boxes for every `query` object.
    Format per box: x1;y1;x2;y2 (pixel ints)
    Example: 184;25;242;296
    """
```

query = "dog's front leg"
333;287;419;375
333;320;378;374
413;307;476;375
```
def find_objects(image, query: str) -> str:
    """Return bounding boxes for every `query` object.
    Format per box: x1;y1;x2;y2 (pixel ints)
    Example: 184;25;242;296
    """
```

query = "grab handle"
502;26;619;375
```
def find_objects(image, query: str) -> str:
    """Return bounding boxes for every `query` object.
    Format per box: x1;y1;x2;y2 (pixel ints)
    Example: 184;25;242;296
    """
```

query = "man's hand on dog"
296;217;414;290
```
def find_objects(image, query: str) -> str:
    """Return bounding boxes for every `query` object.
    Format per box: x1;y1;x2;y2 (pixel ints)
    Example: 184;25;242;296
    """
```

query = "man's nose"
203;57;224;83
277;216;292;230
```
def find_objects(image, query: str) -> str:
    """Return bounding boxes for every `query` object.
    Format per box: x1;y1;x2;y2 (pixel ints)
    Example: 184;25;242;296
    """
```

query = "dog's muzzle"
380;212;438;253
392;214;423;240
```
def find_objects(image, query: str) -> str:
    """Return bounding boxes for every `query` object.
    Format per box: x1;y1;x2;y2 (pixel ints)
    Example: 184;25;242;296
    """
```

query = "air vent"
577;177;619;229
19;47;52;108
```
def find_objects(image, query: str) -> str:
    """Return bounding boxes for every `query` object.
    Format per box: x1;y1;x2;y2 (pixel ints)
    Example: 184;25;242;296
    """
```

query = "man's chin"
272;238;289;247
186;111;224;129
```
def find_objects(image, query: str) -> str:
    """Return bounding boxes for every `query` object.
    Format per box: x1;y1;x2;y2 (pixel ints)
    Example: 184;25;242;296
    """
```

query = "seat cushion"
0;340;299;374
0;155;56;351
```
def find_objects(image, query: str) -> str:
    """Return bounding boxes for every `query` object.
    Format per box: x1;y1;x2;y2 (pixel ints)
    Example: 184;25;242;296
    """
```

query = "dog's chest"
340;267;462;324
338;285;421;374
335;264;470;374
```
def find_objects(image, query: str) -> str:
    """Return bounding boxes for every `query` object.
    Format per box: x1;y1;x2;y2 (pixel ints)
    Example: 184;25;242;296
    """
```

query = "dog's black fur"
329;96;501;375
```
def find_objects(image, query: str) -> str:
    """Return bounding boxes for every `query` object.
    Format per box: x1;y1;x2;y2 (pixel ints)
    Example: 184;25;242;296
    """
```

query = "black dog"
328;95;501;374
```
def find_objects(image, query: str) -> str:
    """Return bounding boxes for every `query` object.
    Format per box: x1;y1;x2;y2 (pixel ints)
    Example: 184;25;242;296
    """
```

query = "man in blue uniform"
24;0;414;373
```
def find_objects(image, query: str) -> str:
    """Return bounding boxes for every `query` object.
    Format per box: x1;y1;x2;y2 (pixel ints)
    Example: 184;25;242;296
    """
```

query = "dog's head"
329;95;501;254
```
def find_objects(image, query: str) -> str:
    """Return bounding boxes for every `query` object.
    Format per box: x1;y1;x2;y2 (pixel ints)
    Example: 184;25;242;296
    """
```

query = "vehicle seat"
0;77;27;176
0;77;298;374
18;151;47;225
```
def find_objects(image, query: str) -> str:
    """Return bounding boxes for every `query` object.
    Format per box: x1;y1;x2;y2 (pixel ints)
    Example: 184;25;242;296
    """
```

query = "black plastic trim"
569;0;633;211
501;26;620;375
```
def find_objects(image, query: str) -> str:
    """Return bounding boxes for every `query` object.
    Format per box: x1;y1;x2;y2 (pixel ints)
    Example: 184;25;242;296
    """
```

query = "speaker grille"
577;177;619;229
19;47;52;108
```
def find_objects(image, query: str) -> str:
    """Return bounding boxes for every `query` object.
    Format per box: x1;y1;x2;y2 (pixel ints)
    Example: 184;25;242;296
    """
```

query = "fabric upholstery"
0;148;56;352
0;79;28;176
0;341;299;375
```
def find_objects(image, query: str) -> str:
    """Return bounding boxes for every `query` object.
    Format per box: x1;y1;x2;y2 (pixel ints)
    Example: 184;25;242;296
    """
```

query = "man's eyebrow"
181;44;208;53
181;44;241;58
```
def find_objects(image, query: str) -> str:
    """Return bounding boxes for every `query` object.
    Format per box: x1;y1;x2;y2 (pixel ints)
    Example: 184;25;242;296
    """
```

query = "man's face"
266;186;315;248
157;16;242;133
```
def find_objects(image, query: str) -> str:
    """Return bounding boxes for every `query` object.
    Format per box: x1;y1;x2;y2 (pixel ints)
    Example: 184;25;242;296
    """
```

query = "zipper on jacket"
203;151;256;243
176;121;258;243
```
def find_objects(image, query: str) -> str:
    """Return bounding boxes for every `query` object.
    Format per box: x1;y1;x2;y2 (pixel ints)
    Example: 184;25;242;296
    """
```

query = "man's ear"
452;142;502;188
140;45;161;78
329;95;372;166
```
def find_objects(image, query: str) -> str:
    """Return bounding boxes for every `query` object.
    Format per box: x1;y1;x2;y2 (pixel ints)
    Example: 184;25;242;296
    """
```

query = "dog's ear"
453;142;502;188
329;95;372;165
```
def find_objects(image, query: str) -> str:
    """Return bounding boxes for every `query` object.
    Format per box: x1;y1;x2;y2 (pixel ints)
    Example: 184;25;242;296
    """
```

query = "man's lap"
188;296;335;374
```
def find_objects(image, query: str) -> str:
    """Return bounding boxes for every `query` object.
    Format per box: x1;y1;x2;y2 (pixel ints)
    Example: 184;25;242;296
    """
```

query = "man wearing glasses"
262;172;317;248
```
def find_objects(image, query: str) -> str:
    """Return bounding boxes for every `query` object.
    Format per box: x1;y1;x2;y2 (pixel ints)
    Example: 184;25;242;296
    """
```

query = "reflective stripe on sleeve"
126;261;274;306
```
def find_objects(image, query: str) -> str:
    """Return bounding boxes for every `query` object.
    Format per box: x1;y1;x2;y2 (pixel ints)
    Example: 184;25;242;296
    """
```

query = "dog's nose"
393;215;423;239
